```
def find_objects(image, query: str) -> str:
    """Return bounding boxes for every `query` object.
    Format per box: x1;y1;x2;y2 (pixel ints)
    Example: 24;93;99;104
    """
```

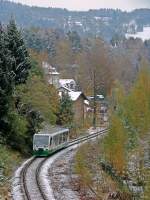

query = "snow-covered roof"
59;79;76;86
97;95;104;99
88;95;104;100
59;85;72;92
49;71;59;75
42;62;54;70
68;91;82;101
126;26;150;41
42;62;60;75
84;100;89;105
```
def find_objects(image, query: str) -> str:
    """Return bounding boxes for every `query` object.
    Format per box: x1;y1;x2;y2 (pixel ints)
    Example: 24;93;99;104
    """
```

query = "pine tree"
0;23;15;140
6;18;31;85
67;31;82;53
57;94;74;126
0;23;14;118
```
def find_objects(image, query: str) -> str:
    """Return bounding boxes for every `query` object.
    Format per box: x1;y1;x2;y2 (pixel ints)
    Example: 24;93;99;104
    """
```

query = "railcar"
33;127;69;157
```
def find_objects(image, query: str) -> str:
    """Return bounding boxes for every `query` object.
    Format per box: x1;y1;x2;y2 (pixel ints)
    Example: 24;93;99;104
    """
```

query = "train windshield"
34;135;49;146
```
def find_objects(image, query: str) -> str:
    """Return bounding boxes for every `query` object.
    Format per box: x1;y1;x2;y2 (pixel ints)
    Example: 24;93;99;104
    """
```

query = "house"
42;62;60;88
59;79;76;91
48;69;60;88
58;85;72;97
58;86;91;124
84;99;91;119
42;61;90;124
68;91;88;124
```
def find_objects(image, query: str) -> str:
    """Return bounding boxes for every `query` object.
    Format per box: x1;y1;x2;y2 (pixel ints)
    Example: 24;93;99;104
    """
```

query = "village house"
58;85;72;96
59;79;76;91
68;91;88;124
42;62;90;124
59;87;90;124
42;62;60;88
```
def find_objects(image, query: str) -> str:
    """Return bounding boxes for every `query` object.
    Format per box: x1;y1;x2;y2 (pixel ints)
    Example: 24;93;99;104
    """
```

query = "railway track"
12;128;107;200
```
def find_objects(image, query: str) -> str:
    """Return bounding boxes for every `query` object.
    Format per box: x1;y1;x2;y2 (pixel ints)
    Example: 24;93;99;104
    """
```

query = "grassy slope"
0;144;24;199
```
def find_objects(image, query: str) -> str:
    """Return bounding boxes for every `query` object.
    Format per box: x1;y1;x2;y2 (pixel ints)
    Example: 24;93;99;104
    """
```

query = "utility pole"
93;69;96;129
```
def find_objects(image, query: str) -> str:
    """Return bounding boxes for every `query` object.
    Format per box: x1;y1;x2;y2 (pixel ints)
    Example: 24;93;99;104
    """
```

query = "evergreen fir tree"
67;31;82;53
0;23;14;139
57;93;74;126
6;18;31;85
0;23;14;117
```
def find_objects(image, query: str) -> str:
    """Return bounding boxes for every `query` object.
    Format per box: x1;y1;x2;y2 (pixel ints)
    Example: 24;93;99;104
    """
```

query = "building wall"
49;74;60;88
73;96;84;124
58;87;70;96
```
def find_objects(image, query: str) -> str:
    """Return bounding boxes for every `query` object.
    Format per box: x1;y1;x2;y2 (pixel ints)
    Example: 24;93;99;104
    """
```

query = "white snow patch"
39;130;107;200
97;94;104;99
94;16;111;22
94;16;102;20
59;79;76;86
75;21;83;26
84;100;89;105
39;145;79;200
88;127;106;134
126;26;150;41
11;130;107;200
68;91;82;101
11;157;34;200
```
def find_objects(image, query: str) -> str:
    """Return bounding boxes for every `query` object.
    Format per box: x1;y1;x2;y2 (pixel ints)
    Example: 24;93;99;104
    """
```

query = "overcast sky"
11;0;150;11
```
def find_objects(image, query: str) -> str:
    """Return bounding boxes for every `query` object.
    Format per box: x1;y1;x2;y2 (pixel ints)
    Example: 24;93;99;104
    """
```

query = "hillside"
0;144;23;199
1;1;150;41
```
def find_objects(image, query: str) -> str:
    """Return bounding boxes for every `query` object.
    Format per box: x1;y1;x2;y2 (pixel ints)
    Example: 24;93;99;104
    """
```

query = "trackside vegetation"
75;61;150;199
0;19;75;199
0;19;74;155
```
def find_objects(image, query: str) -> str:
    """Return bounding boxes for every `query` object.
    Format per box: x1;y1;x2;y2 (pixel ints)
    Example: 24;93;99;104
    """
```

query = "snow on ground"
88;126;106;134
75;21;83;26
126;26;150;41
49;149;79;200
11;157;34;200
11;129;107;200
40;130;106;200
39;145;80;200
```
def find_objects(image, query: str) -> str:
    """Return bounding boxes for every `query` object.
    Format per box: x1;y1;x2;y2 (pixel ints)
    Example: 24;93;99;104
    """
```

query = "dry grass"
0;144;24;199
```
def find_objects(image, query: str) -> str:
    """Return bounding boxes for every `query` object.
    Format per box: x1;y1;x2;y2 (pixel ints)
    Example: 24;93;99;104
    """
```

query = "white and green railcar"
33;127;69;156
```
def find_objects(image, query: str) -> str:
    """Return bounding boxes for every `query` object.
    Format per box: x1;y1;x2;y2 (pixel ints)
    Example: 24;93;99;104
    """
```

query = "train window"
58;135;60;145
66;132;69;141
59;134;62;144
56;135;59;145
53;136;56;146
34;135;49;146
63;133;66;142
65;132;68;141
54;136;57;145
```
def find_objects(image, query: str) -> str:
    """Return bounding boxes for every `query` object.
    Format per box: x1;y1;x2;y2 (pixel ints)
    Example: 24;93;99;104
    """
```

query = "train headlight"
44;145;48;151
34;145;38;151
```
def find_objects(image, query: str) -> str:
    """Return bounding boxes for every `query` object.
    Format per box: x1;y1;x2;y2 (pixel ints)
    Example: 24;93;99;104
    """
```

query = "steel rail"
35;158;49;200
21;128;108;200
21;157;36;200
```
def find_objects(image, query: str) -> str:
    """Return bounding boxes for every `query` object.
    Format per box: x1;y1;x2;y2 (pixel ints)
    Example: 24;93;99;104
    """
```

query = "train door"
49;137;53;150
58;134;60;145
62;132;66;143
66;131;69;142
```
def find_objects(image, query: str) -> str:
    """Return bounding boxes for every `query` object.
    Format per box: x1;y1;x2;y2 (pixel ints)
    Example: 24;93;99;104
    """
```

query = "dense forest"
0;1;150;40
0;19;75;156
0;2;150;199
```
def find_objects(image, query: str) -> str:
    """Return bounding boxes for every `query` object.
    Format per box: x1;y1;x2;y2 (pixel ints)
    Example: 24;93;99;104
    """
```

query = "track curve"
12;128;108;200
